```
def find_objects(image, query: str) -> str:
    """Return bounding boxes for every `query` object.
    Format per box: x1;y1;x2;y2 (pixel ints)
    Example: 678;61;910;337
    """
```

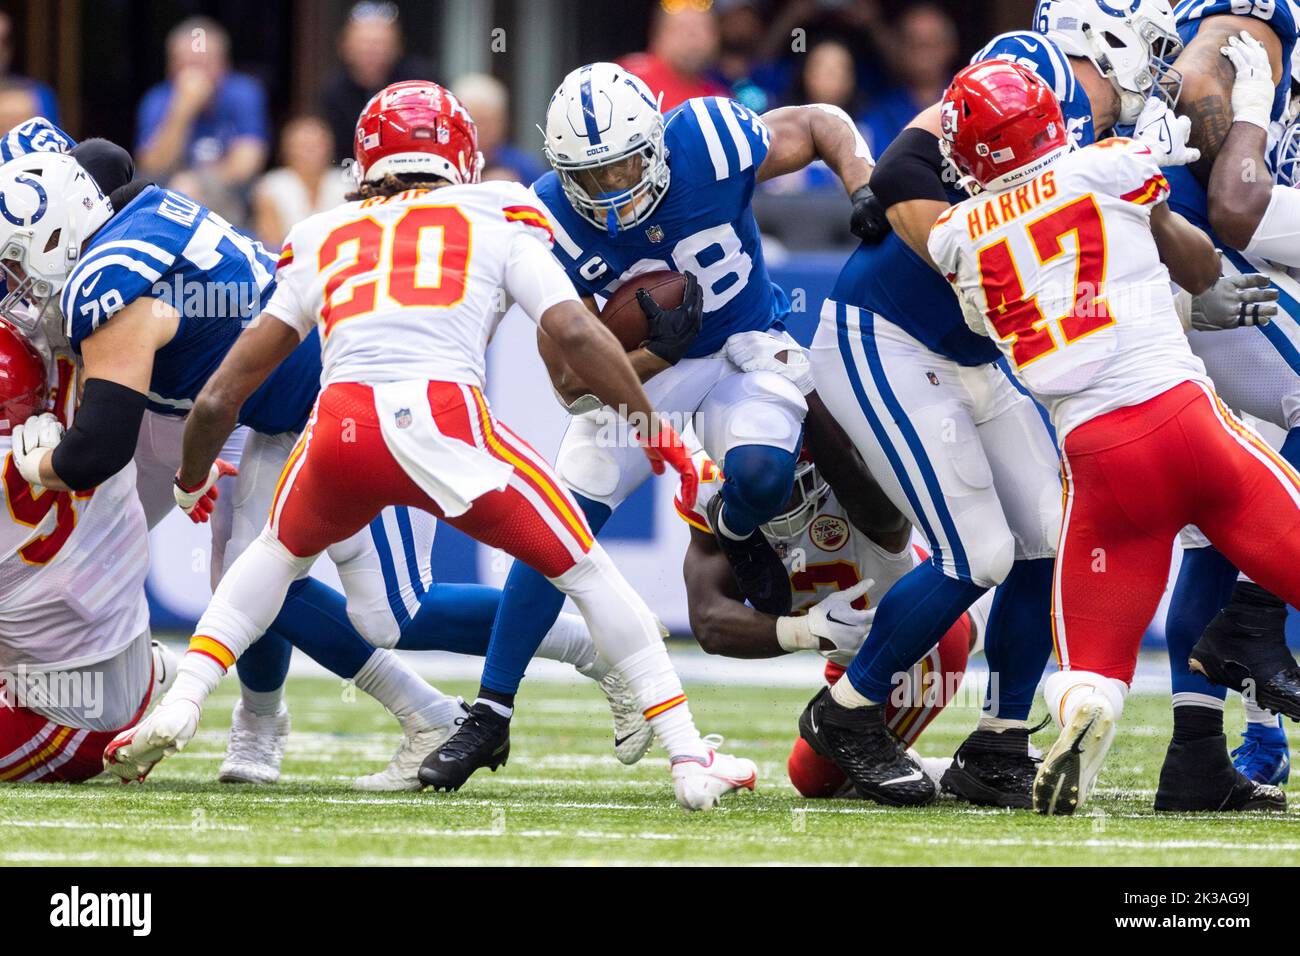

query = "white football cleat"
217;700;291;784
103;698;202;782
585;666;652;765
150;641;178;700
671;737;758;811
354;702;468;792
1032;694;1118;816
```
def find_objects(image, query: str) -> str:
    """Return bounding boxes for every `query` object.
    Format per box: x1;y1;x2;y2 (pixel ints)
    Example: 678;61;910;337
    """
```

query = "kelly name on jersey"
532;95;790;358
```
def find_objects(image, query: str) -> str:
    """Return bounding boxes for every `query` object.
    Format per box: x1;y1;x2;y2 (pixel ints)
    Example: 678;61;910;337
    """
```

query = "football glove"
637;270;702;365
1191;269;1277;330
777;578;876;665
1133;96;1200;167
10;412;63;487
639;420;698;511
173;459;239;523
724;331;816;395
850;184;892;244
1222;31;1274;130
103;697;202;783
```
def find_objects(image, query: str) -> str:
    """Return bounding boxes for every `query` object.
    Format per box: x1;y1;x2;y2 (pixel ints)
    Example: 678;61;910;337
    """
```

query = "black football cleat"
941;727;1039;810
706;495;792;616
417;702;510;792
1154;734;1286;812
798;687;936;806
1188;586;1300;722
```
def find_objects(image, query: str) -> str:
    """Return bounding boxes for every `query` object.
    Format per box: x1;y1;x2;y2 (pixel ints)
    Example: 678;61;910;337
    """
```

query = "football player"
1;318;176;783
0;118;650;791
434;61;880;787
674;429;984;802
926;59;1296;814
105;81;758;811
803;0;1278;810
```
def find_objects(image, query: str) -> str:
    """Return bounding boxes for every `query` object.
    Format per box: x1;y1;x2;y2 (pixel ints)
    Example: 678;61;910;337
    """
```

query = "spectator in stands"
862;3;958;155
135;16;269;222
620;3;728;112
0;12;58;123
713;0;785;113
451;73;544;185
251;116;349;249
320;1;437;163
0;78;41;132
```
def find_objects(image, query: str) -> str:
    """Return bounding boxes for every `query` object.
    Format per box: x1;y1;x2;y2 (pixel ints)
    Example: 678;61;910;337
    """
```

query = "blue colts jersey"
61;185;321;434
1167;0;1300;238
532;95;790;358
832;32;1095;366
0;116;75;161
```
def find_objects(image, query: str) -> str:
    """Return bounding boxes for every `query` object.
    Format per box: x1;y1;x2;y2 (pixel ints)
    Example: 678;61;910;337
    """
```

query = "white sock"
830;676;877;709
241;686;284;718
1171;691;1225;713
977;715;1027;733
1043;670;1128;728
534;612;598;672
475;697;513;719
353;649;458;734
1243;698;1279;726
616;645;707;761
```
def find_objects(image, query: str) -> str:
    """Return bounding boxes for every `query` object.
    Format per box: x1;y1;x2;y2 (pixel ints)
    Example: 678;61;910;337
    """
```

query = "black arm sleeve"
869;127;950;211
50;378;148;491
69;138;136;195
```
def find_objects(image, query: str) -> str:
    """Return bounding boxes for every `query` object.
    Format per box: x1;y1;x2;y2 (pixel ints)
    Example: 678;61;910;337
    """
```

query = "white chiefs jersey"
929;138;1208;440
675;446;918;617
0;356;149;670
265;179;579;389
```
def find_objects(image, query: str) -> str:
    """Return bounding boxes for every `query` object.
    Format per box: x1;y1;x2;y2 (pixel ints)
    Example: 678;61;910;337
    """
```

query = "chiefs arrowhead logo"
940;101;960;143
810;515;849;552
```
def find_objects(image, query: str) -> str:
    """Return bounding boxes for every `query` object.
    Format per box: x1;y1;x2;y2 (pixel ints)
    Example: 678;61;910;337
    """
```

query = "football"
598;270;686;351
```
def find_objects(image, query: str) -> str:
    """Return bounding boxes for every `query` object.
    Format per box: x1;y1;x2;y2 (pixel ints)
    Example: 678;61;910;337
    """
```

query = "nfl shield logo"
394;408;413;429
646;224;664;243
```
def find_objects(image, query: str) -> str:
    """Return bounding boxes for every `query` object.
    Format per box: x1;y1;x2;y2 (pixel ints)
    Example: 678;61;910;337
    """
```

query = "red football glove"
640;421;697;512
173;459;239;523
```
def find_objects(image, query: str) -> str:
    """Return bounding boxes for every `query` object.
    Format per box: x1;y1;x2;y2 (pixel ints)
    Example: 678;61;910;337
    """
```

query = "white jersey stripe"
690;98;729;181
0;719;57;767
714;97;752;172
529;187;582;259
15;727;87;782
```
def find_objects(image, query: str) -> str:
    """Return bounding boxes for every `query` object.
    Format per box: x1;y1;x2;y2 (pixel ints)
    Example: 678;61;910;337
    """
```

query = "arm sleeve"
1243;185;1300;268
261;236;314;340
870;127;950;209
504;231;580;323
49;379;148;491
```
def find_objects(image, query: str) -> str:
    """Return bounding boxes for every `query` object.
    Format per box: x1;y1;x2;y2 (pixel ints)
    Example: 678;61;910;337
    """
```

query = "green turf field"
2;663;1296;866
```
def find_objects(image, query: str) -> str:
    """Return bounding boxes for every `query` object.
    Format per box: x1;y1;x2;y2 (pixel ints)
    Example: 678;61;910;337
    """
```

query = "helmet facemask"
1082;15;1183;126
761;459;830;543
547;119;669;237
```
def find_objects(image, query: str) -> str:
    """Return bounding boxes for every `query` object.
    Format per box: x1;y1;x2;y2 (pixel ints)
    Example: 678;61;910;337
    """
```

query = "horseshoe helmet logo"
0;174;49;227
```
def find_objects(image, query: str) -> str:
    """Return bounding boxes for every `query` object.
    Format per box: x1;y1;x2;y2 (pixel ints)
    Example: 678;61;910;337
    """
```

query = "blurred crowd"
1;0;962;247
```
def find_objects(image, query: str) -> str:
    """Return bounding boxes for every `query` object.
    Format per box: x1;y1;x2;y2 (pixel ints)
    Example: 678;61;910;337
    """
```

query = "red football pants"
788;613;973;798
270;382;593;578
1054;380;1300;684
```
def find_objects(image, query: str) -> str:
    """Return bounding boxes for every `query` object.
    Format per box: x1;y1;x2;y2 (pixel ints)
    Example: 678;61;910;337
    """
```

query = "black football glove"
849;184;892;245
637;270;703;365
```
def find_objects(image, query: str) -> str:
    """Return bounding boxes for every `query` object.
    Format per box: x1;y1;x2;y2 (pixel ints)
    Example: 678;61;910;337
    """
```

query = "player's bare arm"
1150;202;1222;296
755;104;873;194
179;313;302;488
1174;14;1282;187
683;525;787;658
803;391;910;552
33;298;177;492
537;294;670;406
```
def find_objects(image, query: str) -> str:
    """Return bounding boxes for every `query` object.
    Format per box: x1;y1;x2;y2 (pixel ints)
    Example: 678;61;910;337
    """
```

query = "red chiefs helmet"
0;321;47;437
939;60;1069;193
354;80;483;186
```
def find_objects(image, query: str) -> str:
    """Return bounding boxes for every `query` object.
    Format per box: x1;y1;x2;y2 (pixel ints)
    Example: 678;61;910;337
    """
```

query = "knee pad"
556;441;622;505
696;370;807;462
721;443;798;517
344;600;401;649
963;528;1015;589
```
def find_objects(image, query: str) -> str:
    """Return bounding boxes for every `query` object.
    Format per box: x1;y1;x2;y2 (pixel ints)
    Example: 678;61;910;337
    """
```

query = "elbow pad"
50;378;147;491
1244;185;1300;269
870;127;950;210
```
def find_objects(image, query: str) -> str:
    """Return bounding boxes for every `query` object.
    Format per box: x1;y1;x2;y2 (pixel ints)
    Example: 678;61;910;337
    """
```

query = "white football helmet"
761;455;830;542
0;151;110;336
1035;0;1184;127
543;62;670;235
